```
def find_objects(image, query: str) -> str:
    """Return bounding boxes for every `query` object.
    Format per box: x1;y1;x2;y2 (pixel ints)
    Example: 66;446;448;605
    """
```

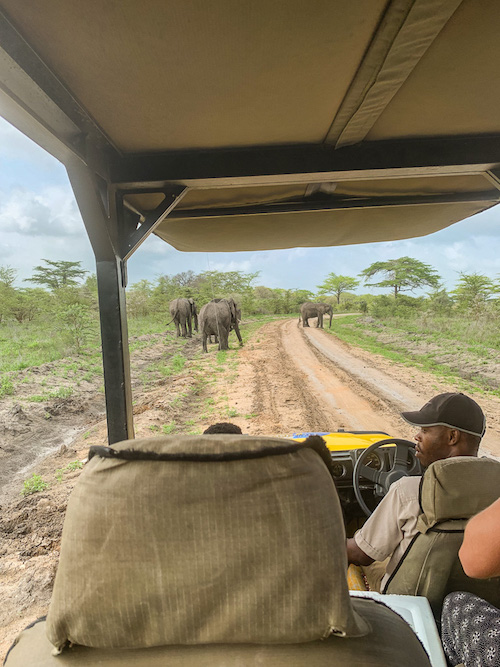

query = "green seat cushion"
5;599;431;667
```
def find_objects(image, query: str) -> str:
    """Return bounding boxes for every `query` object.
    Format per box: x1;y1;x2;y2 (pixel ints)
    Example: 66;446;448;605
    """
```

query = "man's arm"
459;497;500;579
346;477;416;565
346;538;374;566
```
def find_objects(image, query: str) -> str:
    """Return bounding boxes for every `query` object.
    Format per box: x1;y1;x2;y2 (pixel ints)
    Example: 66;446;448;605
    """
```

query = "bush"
57;303;96;353
369;294;424;319
21;474;49;496
0;376;14;397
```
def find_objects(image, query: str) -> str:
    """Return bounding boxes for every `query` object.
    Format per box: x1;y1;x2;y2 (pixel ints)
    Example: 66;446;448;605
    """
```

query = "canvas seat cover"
385;457;500;619
4;435;432;665
44;435;372;650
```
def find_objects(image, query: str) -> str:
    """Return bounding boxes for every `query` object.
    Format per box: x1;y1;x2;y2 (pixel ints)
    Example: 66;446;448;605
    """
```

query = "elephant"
168;298;198;338
199;298;243;352
298;302;333;328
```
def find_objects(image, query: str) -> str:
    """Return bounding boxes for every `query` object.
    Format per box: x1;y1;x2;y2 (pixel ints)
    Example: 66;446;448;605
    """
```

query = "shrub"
22;474;49;496
0;376;14;397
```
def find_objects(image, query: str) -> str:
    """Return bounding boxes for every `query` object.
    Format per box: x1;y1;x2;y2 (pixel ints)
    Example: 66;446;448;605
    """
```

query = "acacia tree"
317;273;359;304
452;272;497;311
359;257;440;298
25;259;87;290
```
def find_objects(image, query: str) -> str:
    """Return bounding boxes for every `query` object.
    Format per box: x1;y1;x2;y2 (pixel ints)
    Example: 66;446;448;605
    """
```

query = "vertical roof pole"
95;256;134;443
66;158;134;444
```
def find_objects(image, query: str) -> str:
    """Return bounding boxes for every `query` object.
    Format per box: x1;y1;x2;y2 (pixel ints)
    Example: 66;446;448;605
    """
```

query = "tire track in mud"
281;320;409;436
242;319;425;440
250;322;331;434
243;319;500;455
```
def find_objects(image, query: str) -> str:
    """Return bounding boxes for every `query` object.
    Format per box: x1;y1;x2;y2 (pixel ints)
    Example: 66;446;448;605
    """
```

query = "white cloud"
0;187;83;236
0;117;58;169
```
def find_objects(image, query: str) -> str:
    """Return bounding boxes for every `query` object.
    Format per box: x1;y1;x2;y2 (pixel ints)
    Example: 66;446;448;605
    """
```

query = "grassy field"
1;311;498;398
327;314;500;396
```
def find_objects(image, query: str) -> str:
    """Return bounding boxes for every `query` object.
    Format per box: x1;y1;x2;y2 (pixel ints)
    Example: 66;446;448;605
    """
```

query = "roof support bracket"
120;186;188;261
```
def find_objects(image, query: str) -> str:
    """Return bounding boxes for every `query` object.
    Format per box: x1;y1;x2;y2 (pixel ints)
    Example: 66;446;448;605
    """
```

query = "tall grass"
0;319;75;372
0;313;176;373
328;312;500;395
386;313;500;350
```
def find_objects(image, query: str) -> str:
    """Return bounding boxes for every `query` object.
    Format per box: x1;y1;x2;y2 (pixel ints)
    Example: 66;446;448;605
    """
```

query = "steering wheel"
353;439;420;517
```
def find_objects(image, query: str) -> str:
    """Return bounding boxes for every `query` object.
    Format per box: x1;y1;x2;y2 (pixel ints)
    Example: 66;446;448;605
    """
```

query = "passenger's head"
401;393;485;467
203;422;243;435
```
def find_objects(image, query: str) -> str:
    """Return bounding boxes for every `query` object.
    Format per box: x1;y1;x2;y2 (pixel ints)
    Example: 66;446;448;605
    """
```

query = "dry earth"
1;317;500;660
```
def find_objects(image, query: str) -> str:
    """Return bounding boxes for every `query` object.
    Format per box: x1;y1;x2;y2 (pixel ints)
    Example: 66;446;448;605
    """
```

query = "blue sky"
1;115;499;295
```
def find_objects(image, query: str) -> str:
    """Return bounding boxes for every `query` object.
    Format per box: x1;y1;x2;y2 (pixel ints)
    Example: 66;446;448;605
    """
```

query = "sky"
0;115;499;296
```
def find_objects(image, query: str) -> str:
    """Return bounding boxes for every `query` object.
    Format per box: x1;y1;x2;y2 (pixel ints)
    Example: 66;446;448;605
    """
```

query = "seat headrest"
418;456;500;532
46;435;369;651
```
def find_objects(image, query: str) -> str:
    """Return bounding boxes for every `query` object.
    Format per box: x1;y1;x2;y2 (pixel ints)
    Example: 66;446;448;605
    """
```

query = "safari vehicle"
1;1;500;665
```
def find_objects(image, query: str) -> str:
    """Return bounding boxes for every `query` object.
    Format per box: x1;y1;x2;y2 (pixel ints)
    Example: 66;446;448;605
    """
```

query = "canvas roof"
0;0;499;253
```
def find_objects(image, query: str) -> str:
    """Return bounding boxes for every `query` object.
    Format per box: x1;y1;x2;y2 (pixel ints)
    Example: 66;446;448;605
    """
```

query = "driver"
346;392;486;592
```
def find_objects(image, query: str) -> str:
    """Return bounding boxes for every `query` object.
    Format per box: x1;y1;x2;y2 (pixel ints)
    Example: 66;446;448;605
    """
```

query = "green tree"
57;303;96;353
452;272;497;312
317;273;359;304
359;257;440;298
0;265;17;288
194;270;259;304
172;271;197;287
127;279;154;317
9;288;51;323
25;259;87;290
0;266;18;323
426;287;454;315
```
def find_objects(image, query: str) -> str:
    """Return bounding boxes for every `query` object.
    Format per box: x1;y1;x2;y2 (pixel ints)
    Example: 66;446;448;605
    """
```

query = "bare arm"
459;497;500;579
346;538;374;566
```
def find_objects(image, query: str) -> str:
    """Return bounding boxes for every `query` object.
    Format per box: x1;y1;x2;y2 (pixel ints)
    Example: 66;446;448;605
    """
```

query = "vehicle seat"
384;456;500;620
5;435;430;666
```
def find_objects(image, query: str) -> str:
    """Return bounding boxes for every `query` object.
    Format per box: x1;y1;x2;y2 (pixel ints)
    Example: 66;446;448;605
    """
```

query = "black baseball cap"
401;393;486;438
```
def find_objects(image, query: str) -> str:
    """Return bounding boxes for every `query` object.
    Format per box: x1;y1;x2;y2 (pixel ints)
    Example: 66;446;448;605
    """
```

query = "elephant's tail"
166;309;179;327
297;316;301;327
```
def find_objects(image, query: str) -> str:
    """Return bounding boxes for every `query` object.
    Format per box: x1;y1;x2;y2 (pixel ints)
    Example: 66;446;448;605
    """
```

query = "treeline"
1;257;499;354
127;270;313;318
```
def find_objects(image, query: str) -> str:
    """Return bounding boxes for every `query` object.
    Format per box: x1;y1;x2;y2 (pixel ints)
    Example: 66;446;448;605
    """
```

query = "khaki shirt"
354;476;422;590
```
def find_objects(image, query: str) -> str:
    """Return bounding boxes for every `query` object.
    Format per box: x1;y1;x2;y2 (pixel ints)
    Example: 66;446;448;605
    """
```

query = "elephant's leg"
174;319;181;337
233;322;243;346
181;318;188;337
202;332;208;353
187;318;192;338
303;317;309;327
219;328;230;350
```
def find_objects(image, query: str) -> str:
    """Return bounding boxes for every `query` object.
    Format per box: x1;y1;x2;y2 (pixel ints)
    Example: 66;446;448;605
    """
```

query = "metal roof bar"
109;136;500;189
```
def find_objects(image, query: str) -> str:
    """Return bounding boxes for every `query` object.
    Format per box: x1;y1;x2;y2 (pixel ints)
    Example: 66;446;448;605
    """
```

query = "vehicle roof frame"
1;1;500;442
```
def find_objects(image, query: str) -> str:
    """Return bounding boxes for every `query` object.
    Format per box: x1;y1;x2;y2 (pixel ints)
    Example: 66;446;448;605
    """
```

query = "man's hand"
346;538;375;566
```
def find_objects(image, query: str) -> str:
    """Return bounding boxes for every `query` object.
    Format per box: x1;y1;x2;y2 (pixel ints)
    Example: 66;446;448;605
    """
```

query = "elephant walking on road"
168;298;198;338
199;298;243;352
298;302;333;328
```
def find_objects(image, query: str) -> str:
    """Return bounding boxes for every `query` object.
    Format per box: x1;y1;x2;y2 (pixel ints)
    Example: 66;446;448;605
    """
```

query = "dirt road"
229;319;500;456
1;316;500;659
